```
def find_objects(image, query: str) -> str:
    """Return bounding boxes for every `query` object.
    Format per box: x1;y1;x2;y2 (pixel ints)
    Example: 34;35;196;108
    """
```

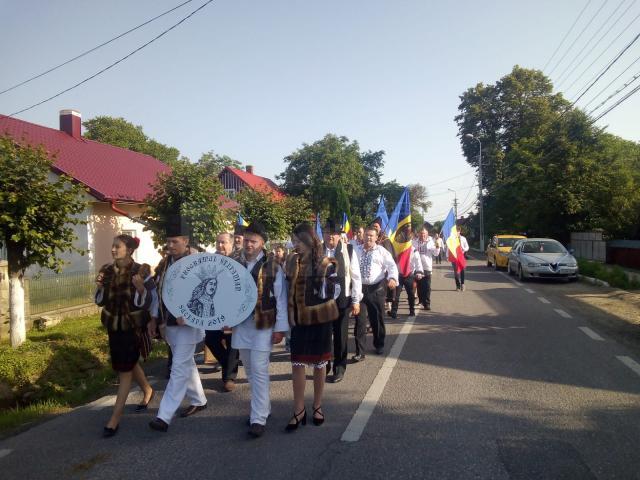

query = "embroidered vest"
285;253;339;326
233;250;279;330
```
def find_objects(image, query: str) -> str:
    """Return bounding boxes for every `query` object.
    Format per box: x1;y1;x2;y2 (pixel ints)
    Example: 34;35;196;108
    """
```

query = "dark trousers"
332;305;351;374
417;272;432;307
204;330;239;381
392;274;416;314
452;263;465;288
354;281;387;354
435;252;441;264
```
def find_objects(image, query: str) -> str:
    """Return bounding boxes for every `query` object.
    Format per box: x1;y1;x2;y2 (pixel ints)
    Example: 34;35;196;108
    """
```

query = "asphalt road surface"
2;258;640;479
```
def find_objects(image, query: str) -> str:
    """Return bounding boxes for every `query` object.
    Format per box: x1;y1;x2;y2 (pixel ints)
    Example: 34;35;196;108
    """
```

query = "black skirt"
108;330;140;372
290;323;332;364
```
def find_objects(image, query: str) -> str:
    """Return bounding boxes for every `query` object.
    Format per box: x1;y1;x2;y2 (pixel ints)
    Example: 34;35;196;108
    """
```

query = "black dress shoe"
351;354;365;363
248;423;265;438
389;311;398;319
375;347;384;355
331;372;344;383
180;403;207;418
103;425;119;438
149;418;169;432
425;305;431;311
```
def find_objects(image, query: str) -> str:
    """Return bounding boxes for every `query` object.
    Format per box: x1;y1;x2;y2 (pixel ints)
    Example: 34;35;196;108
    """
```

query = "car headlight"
566;263;577;268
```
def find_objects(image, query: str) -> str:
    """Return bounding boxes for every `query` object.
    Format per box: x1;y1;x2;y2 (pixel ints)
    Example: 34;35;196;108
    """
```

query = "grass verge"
578;259;640;290
0;314;167;435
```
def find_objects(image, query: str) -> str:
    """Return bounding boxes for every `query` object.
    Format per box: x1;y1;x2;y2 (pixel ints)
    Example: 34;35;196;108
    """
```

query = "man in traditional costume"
322;220;362;383
231;222;288;438
413;226;440;310
149;216;207;432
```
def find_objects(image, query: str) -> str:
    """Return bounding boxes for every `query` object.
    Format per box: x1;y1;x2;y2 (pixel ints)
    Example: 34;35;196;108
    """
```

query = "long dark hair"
292;223;325;288
115;234;140;253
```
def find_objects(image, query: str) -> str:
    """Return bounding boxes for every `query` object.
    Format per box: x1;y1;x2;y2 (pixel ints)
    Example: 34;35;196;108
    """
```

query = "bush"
577;259;640;290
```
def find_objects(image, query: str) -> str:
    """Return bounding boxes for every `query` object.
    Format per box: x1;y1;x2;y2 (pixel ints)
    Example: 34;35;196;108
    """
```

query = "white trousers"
157;341;207;424
239;349;271;425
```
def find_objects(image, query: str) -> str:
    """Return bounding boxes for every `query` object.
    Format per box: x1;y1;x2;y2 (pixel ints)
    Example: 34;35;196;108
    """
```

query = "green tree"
83;116;181;166
455;65;640;241
0;137;88;347
142;161;228;247
197;150;242;177
236;188;312;241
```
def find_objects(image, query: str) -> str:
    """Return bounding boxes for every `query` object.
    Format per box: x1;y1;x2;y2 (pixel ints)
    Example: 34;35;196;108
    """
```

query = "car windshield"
521;241;566;254
498;238;520;247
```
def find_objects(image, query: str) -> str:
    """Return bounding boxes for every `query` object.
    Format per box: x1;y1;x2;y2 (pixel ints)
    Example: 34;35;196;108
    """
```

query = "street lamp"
447;188;458;219
464;133;484;252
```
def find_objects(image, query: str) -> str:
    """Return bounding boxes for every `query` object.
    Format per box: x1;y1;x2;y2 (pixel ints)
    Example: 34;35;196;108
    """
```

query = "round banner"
163;253;257;330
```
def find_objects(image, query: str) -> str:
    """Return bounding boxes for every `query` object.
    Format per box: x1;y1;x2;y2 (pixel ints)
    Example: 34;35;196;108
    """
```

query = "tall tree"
83;116;181;166
0;137;88;347
236;188;312;240
197;150;242;177
142;161;228;247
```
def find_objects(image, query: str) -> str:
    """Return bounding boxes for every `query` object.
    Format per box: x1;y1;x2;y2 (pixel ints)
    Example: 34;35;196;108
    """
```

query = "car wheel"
518;264;526;282
507;262;513;275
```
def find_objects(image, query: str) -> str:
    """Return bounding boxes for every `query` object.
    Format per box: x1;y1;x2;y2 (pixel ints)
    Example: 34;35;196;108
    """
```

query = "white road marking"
554;308;572;318
498;272;523;287
0;449;12;459
578;326;605;341
617;356;640;378
341;316;416;442
537;297;550;304
525;288;535;294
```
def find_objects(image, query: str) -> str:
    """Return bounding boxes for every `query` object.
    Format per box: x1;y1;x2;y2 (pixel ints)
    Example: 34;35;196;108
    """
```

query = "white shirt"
413;237;440;273
356;244;399;285
232;251;289;352
325;242;363;305
460;235;470;253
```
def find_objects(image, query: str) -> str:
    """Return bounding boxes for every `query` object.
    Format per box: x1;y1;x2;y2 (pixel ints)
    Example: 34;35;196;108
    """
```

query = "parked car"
486;234;526;270
507;238;579;281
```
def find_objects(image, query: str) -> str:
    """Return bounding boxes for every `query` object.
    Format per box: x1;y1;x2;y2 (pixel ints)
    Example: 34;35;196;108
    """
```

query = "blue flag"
237;213;249;227
375;196;389;234
315;212;323;239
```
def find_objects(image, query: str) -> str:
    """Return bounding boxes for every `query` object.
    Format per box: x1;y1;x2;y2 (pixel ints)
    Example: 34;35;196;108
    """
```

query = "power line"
425;171;475;188
570;31;640;106
588;69;640;114
7;0;215;117
549;0;609;77
555;0;628;87
564;9;640;96
581;53;640;108
543;0;593;72
0;0;195;96
591;81;640;121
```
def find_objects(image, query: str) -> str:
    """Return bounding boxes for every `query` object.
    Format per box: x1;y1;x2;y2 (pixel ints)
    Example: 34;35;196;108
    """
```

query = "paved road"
2;258;640;479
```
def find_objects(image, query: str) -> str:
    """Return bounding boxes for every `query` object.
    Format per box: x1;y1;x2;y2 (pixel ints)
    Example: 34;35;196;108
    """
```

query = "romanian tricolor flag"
374;197;390;235
342;212;352;239
389;187;413;277
442;208;466;273
237;213;249;227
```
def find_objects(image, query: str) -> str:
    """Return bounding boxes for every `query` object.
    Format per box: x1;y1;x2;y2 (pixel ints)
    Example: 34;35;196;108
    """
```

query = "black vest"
332;242;353;309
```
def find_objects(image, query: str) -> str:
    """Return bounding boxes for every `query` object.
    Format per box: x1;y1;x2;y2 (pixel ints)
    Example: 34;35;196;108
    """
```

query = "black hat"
165;214;191;238
234;224;245;236
244;221;268;242
323;219;342;234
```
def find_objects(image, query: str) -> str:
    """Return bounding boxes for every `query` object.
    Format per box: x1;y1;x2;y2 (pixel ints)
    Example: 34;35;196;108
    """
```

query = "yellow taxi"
486;234;527;270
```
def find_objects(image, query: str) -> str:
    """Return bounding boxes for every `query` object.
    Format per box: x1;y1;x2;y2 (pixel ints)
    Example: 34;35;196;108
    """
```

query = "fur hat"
165;214;191;238
244;221;268;242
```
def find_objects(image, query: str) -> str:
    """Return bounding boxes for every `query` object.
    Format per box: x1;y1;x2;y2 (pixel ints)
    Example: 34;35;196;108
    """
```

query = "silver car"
507;238;579;282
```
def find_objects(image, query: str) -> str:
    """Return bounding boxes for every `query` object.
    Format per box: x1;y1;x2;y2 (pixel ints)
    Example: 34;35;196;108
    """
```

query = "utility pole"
465;134;484;251
448;188;458;219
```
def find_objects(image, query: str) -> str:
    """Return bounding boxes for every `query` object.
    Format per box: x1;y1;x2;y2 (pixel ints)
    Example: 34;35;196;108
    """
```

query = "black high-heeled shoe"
135;390;155;413
312;406;324;426
285;408;307;432
103;425;119;438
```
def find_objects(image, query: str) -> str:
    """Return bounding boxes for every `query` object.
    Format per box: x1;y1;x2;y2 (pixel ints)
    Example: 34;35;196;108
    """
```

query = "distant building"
218;165;285;200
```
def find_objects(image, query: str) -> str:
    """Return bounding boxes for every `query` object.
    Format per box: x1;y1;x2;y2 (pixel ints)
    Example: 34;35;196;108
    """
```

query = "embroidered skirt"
107;330;140;372
290;323;332;367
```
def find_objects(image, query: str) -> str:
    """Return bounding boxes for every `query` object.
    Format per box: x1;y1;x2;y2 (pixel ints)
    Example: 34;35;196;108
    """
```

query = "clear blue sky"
2;0;638;223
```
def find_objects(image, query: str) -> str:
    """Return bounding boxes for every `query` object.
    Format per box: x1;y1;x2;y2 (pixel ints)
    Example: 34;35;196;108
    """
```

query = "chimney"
59;109;82;138
245;165;254;175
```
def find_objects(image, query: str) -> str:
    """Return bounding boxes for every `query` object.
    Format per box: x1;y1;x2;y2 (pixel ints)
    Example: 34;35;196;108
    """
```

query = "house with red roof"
219;165;285;200
0;110;170;272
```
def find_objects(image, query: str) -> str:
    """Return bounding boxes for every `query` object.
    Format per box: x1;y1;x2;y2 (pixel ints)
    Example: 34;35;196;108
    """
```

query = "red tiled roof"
224;166;285;199
0;115;170;203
